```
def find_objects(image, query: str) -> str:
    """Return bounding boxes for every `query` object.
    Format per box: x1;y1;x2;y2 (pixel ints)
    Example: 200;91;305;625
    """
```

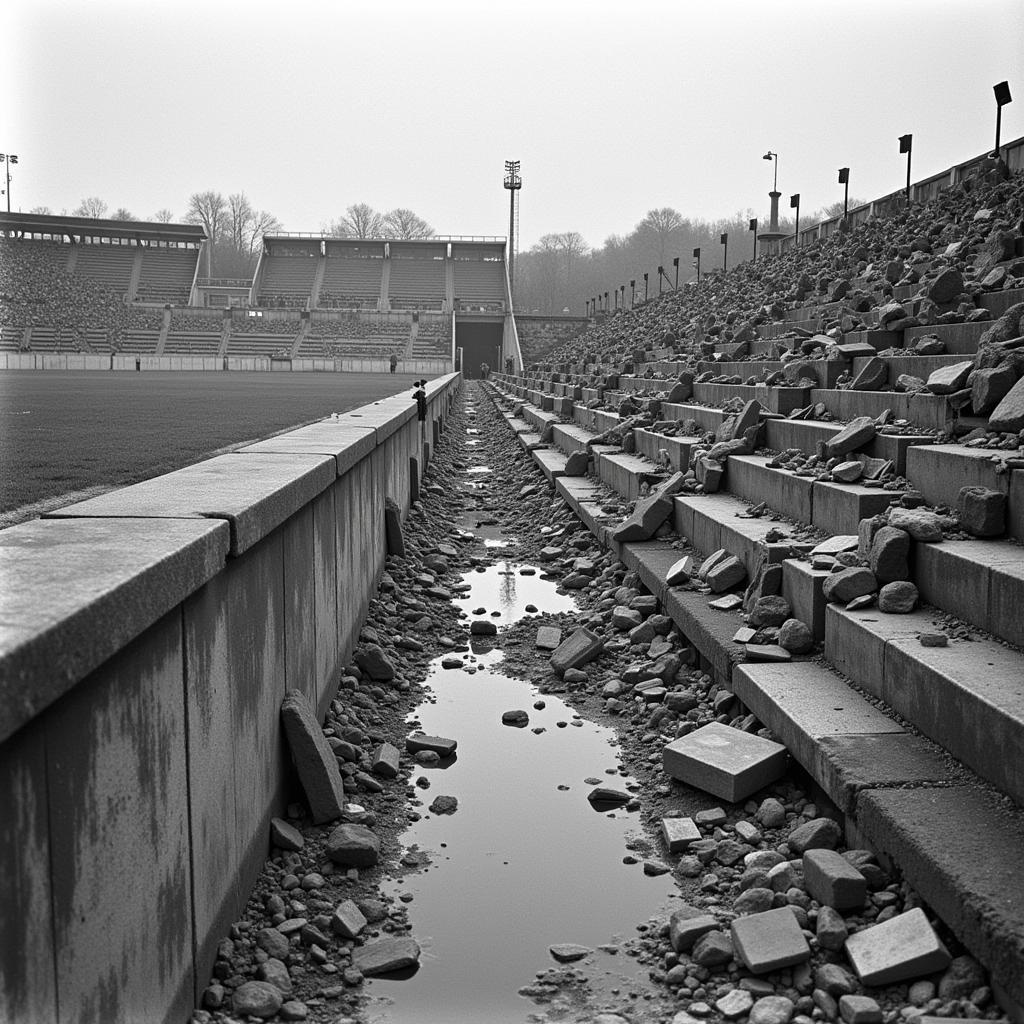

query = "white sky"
4;0;1022;250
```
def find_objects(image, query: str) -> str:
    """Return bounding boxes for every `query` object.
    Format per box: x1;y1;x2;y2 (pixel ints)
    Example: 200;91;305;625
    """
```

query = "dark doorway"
455;321;502;378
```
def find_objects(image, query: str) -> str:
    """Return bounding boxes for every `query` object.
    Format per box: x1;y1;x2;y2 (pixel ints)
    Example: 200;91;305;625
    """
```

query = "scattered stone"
670;908;721;953
787;817;841;854
749;995;796;1024
384;497;405;558
471;619;498;635
692;929;734;967
280;690;347;825
888;507;944;542
325;823;380;867
370;742;400;779
666;555;694;586
878;580;918;614
549;943;593;963
825;417;876;459
778;619;813;654
232;981;283;1019
919;631;948;647
803;849;867;910
707;555;747;593
550;627;604;674
869;526;910;583
925;360;973;395
816;905;849;951
839;995;883;1024
832;460;864;483
957;486;1006;537
354;643;396;682
428;794;458;814
989;375;1024;433
823;567;877;604
717;990;755;1020
270;817;304;852
502;709;530;727
587;786;631;806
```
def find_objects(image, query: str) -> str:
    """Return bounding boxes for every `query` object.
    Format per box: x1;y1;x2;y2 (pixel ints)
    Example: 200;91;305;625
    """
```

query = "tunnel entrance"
455;320;503;379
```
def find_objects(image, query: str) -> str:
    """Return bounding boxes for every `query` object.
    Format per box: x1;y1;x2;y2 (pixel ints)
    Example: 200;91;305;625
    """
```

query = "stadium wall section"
0;372;461;1023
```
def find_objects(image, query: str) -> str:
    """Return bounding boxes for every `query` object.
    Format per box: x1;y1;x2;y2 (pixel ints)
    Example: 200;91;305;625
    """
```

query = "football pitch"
0;370;428;525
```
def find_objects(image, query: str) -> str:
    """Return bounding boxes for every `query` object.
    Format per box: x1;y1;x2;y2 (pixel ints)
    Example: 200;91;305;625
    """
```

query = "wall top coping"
239;424;378;477
0;516;229;744
44;452;337;556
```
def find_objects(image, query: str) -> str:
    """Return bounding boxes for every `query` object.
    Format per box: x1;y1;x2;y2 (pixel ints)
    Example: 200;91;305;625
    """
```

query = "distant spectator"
480;361;490;380
390;352;398;373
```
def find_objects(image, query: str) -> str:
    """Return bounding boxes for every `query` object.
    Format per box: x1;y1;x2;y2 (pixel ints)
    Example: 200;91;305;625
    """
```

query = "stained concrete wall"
0;353;452;374
0;372;461;1024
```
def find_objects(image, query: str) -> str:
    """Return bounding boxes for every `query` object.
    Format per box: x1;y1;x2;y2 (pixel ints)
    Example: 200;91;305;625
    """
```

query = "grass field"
0;370;427;525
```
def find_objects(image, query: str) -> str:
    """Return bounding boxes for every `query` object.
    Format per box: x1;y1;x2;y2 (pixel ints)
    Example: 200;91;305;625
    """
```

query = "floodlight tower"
503;160;522;304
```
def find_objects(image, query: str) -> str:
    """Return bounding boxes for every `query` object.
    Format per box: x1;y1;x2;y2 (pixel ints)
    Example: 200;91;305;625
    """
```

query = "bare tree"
74;196;108;219
28;205;53;215
185;190;227;245
383;208;434;239
332;203;385;239
111;207;136;221
227;192;255;253
635;207;685;267
246;209;282;257
153;208;175;223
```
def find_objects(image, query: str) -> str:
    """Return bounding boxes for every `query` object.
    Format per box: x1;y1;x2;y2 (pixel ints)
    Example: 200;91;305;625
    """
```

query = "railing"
267;232;506;243
196;277;253;288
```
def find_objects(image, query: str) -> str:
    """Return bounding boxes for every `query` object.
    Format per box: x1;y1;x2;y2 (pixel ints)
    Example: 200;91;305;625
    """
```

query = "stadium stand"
227;313;300;357
256;245;319;309
410;314;452;358
73;243;135;295
299;314;409;359
136;246;199;304
120;309;164;354
388;243;446;309
319;252;384;309
163;312;224;355
453;257;505;311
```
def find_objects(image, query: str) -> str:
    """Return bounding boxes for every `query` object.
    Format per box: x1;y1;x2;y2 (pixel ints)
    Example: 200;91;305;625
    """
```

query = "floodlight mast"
503;160;522;303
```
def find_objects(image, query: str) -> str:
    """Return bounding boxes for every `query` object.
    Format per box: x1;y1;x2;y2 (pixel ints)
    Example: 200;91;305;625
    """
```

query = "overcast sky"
4;0;1022;251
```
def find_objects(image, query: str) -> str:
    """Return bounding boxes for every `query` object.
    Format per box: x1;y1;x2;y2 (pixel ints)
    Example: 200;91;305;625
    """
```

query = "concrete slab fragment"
730;907;811;973
536;626;563;651
663;722;788;802
550;628;604;675
280;690;347;823
661;816;701;853
844;908;950;986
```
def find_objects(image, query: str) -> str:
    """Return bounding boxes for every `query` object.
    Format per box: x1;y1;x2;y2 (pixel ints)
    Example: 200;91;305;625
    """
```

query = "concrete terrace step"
906;445;1024;541
633;427;699;472
533;448;569;482
902;320;991;354
725;455;902;536
594;450;665;500
732;660;1024;1012
825;602;1024;806
673;492;815;577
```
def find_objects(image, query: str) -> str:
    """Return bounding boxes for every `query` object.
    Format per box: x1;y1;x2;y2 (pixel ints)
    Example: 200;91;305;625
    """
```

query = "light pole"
657;266;664;296
619;284;625;309
838;167;850;220
749;218;758;262
790;194;801;246
899;134;912;202
673;256;679;289
503;159;521;299
763;150;779;233
0;152;18;212
630;279;636;308
720;232;729;272
692;247;701;283
994;81;1012;156
643;273;649;302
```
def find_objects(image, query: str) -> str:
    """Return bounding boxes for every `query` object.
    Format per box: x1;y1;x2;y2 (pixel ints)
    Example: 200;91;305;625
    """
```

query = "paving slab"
535;626;563;651
46;452;336;555
661;816;701;853
663;722;788;802
0;516;229;744
844;908;950;986
730;907;811;973
239;423;376;476
853;786;1024;1009
802;849;867;910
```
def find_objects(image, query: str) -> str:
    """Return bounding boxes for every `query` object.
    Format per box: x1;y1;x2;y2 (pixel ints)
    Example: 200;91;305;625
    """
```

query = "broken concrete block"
352;936;422;976
610;491;674;543
802;849;868;910
549;627;604;675
564;450;589;475
536;625;563;650
925;360;973;395
988;375;1024;433
370;742;401;779
661;816;701;853
666;555;693;586
405;734;457;757
811;536;859;558
957;486;1006;537
696;456;726;493
355;643;396;681
869;526;910;583
787;817;841;853
888;507;943;542
823;567;877;604
662;722;788;802
331;899;368;939
698;548;730;580
730;906;811;974
851;358;888;391
670;908;721;953
844;908;951;986
825;417;876;459
709;594;744;611
744;643;792;662
706;555;746;593
384;497;405;558
280;690;347;824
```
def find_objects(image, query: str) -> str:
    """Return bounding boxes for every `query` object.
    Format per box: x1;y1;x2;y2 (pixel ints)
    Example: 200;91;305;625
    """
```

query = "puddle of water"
465;465;494;475
483;537;514;549
452;563;575;624
369;571;677;1023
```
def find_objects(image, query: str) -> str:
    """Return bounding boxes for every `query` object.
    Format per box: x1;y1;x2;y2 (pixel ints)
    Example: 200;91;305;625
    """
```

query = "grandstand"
164;312;224;355
136;246;199;304
319;240;385;309
388;242;446;310
453;243;506;312
254;239;319;309
227;311;300;357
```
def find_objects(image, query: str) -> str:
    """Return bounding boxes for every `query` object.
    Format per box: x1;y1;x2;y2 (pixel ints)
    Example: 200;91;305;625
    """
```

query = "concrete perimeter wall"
0;372;461;1024
0;353;452;375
